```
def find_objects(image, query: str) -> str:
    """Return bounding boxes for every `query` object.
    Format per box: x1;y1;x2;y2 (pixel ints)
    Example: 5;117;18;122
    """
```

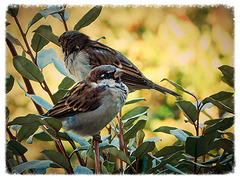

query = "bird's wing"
87;41;151;91
46;81;106;118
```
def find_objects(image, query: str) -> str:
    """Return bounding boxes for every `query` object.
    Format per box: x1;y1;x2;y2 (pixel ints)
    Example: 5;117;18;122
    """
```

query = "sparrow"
44;65;128;137
59;31;181;97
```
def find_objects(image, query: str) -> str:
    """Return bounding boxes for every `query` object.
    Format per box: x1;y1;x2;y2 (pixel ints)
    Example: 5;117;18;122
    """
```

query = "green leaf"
6;140;28;156
154;126;193;136
125;98;146;105
7;114;41;126
53;89;68;103
175;100;198;123
165;163;185;174
58;77;75;90
7;5;19;17
185;136;208;157
74;5;102;30
154;145;184;157
37;48;56;68
12;160;52;174
132;141;155;158
203;97;234;114
143;137;161;143
17;125;39;142
170;129;189;141
161;78;196;99
40;117;62;131
218;65;234;87
15;77;26;92
73;165;93;174
41;150;70;170
103;161;115;174
52;58;72;78
39;5;69;22
26;93;53;110
31;32;49;52
66;131;90;146
215;138;234;154
6;106;10;119
210;91;234;101
123;119;146;141
13;56;44;83
204;117;234;135
6;32;26;51
6;75;14;93
33;25;60;46
27;13;43;30
122;106;149;126
104;147;131;165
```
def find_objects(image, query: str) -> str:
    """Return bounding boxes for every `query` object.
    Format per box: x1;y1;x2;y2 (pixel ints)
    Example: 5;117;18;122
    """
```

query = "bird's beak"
114;69;125;78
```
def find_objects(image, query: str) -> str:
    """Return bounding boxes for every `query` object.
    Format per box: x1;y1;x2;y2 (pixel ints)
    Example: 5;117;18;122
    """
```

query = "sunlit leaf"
6;75;14;93
74;5;102;30
37;48;56;68
26;93;53;110
12;160;52;174
41;150;70;170
125;98;146;105
52;58;72;78
33;25;60;46
6;140;27;156
13;56;44;83
185;136;208;157
170;129;189;141
161;78;196;99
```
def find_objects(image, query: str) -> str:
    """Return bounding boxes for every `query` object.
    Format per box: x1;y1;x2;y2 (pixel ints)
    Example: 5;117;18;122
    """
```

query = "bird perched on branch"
59;31;181;97
44;65;128;137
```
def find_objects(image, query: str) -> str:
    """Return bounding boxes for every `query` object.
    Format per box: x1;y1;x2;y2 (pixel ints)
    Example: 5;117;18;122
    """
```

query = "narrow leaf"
175;100;198;123
27;13;43;29
40;117;62;132
13;56;44;83
123;119;146;141
203;97;234;114
161;78;196;99
52;58;72;78
125;98;146;105
74;5;102;30
53;89;68;103
58;77;75;90
165;163;185;174
132;141;155;158
17;125;39;142
26;93;53;110
104;147;131;165
37;48;56;68
210;91;234;101
73;165;93;174
12;160;52;174
33;25;60;46
154;126;193;136
6;75;14;93
215;138;234;154
7;114;41;126
6;32;26;51
170;129;189;141
154;145;184;157
41;150;70;170
6;140;28;156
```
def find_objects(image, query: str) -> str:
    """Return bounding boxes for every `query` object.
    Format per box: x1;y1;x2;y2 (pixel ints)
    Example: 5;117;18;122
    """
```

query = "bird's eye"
100;72;114;79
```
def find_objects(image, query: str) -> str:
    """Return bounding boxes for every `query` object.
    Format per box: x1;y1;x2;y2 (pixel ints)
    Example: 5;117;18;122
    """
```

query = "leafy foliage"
6;5;234;175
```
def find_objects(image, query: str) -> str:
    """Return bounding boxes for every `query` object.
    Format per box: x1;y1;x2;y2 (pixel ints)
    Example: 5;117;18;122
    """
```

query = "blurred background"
6;5;234;171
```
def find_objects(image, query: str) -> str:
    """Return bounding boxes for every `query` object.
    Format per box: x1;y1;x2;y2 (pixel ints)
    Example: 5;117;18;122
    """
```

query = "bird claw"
93;133;102;143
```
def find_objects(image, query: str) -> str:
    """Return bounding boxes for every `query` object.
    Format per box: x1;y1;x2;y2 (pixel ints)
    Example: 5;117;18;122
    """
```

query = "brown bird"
44;65;128;137
59;31;181;97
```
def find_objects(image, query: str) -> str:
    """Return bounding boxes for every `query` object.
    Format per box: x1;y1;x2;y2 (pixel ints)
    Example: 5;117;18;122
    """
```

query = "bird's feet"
93;132;102;143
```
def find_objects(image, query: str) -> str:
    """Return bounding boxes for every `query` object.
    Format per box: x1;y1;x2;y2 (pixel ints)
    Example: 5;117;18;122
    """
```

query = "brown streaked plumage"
45;65;128;136
59;31;181;97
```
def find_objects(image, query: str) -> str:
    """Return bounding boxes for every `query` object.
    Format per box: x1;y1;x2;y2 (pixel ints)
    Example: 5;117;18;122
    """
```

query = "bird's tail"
152;82;181;97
